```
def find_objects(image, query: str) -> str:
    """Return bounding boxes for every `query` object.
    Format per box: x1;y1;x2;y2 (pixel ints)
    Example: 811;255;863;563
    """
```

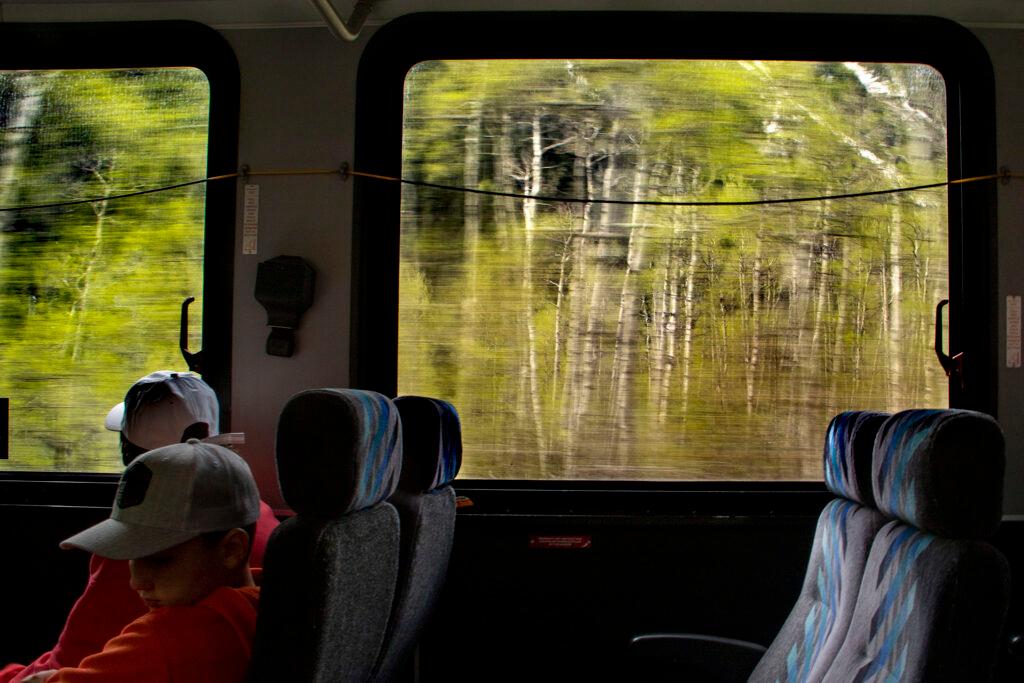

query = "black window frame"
353;11;997;496
0;21;238;489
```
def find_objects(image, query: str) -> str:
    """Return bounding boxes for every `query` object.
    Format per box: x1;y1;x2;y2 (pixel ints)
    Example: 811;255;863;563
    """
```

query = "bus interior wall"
1;2;1023;681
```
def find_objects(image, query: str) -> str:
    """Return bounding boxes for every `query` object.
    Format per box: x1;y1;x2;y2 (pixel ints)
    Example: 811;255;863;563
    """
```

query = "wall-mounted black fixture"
254;255;316;357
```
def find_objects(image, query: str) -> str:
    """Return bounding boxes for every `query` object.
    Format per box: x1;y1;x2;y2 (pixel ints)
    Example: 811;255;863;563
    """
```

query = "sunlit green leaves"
0;68;209;472
399;60;948;481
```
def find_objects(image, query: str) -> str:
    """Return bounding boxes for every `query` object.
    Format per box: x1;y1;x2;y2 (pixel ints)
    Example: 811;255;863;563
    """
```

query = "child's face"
129;535;228;609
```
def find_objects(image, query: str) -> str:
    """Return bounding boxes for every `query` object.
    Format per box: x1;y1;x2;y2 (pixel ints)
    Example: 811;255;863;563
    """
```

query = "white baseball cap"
105;371;220;452
61;439;261;560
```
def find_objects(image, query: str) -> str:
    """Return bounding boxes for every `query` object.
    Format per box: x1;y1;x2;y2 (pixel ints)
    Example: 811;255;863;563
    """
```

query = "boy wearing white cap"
106;370;222;464
0;372;278;683
25;439;262;682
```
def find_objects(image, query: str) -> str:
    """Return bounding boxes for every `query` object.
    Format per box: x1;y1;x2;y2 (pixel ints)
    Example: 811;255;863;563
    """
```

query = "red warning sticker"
528;535;592;550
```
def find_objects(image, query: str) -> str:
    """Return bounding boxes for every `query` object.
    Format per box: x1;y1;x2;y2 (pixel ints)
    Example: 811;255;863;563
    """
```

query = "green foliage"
0;68;209;472
398;59;949;481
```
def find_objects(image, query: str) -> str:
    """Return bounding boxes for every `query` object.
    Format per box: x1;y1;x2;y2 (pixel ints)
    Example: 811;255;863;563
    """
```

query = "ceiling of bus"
2;0;1024;29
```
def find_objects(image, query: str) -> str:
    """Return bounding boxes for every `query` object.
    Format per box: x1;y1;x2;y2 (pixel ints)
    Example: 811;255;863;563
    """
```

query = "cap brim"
104;403;125;432
60;518;198;561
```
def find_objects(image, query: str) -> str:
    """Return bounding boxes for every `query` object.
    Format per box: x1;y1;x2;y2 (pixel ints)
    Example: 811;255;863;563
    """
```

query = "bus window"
0;67;210;473
397;59;949;481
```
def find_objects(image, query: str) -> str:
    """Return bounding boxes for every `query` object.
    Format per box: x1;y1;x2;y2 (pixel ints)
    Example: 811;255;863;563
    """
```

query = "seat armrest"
629;633;767;683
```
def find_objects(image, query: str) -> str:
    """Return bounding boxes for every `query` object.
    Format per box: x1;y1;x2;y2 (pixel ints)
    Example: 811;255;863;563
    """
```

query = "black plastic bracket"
254;255;316;358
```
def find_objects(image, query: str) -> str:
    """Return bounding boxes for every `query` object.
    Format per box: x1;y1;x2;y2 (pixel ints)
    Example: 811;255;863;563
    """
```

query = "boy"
0;371;278;682
24;438;262;682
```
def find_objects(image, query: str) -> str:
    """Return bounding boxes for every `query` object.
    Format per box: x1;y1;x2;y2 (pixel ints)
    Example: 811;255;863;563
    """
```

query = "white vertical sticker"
1008;295;1021;368
243;184;259;255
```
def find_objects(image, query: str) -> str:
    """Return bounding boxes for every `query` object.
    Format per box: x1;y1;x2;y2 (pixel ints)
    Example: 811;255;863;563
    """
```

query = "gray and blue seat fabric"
631;411;890;682
748;410;890;683
822;409;1009;682
247;388;403;683
371;395;463;682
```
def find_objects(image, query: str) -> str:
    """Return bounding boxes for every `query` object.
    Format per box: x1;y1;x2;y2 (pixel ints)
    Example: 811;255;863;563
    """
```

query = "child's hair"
200;523;258;563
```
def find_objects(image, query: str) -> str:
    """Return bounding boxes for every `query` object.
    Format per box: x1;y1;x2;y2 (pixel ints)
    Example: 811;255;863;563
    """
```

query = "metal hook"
180;297;204;373
935;299;964;389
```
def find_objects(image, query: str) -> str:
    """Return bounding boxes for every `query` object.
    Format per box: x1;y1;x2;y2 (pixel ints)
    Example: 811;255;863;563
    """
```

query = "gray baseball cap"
61;439;260;560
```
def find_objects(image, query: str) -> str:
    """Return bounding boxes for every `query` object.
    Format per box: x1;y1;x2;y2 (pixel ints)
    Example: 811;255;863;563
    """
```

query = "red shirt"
46;583;259;683
0;501;278;683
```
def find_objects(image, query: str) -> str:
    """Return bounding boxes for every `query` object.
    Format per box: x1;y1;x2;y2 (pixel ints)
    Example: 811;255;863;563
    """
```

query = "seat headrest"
393;396;462;493
276;388;402;516
873;409;1004;538
823;410;889;505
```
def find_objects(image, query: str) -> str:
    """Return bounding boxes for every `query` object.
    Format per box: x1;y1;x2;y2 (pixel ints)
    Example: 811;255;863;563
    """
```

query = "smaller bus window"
0;68;210;473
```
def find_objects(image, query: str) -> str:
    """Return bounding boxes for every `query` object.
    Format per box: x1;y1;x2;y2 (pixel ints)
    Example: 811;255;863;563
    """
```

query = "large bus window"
354;13;996;486
397;59;948;481
0;67;209;473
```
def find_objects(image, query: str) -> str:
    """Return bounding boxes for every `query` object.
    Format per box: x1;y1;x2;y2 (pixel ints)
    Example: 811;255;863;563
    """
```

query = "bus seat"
822;409;1009;682
748;411;890;682
247;388;403;683
631;410;890;682
371;395;463;682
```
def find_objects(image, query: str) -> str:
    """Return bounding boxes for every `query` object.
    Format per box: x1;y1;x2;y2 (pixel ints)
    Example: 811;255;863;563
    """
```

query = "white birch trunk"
572;122;621;436
676;226;699;421
462;104;483;307
887;199;903;409
521;110;544;451
810;199;832;358
610;162;648;451
0;74;49;232
746;228;763;415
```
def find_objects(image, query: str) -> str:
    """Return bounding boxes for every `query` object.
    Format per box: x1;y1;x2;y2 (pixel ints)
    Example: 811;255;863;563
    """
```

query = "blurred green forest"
0;68;209;472
398;60;948;480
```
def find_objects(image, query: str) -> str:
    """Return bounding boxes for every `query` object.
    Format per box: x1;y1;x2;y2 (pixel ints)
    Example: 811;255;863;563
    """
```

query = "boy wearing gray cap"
24;439;262;683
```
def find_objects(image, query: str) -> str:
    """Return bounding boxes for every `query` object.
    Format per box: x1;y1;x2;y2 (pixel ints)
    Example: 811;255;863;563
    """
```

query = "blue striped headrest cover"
393;396;462;492
823;410;890;505
873;409;1004;538
276;388;402;516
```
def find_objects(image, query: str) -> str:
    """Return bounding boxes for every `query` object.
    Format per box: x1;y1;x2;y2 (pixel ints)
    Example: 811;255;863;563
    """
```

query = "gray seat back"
750;411;889;683
823;409;1009;682
372;395;462;682
248;388;403;683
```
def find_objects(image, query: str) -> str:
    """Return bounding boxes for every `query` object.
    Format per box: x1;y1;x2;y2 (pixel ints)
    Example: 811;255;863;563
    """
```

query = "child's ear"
219;528;251;570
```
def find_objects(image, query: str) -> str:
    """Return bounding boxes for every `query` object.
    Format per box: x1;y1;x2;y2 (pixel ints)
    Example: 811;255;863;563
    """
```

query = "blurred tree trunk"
677;226;700;422
520;109;545;453
462;103;482;309
746;214;763;415
550;206;576;406
68;167;112;361
610;160;648;453
651;207;680;422
494;110;516;235
571;120;622;441
887;198;904;409
0;74;48;232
